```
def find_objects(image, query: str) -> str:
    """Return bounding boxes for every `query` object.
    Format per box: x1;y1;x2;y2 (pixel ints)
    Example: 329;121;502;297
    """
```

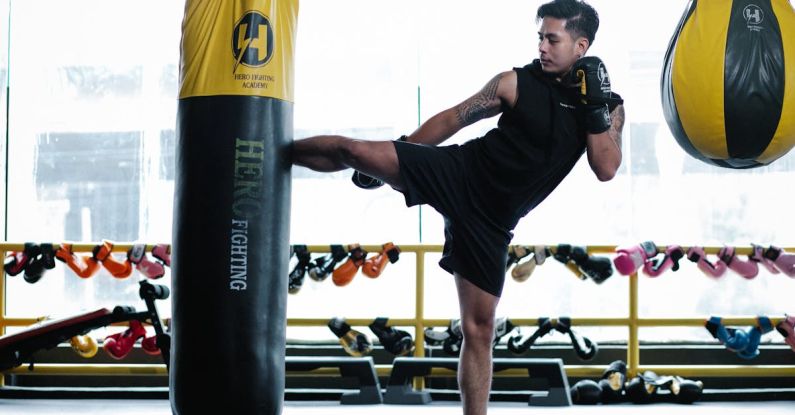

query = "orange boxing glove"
56;242;100;279
94;240;133;279
332;244;367;287
362;242;400;278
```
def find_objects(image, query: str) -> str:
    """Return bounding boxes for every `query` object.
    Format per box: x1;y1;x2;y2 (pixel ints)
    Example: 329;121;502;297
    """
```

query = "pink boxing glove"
614;241;658;276
643;245;684;277
152;244;171;267
718;246;758;279
776;315;795;351
763;246;795;277
127;244;166;279
749;244;779;274
687;246;727;279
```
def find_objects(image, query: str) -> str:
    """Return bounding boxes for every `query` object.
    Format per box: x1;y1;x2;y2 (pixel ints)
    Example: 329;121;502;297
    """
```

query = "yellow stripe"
179;0;299;101
758;0;795;164
672;0;731;159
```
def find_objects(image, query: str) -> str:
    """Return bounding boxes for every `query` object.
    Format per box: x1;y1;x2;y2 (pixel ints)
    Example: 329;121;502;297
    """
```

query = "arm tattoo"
608;105;625;149
455;74;503;127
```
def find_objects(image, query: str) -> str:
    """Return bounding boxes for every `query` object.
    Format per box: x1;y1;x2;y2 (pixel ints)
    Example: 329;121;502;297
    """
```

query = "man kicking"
292;1;624;413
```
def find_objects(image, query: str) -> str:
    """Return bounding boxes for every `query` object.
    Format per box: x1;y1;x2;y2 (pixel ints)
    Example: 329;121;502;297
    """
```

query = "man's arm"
406;71;517;146
586;104;624;181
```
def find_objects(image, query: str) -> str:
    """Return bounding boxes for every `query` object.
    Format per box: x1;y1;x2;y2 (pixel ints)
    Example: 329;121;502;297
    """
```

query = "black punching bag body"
171;1;298;414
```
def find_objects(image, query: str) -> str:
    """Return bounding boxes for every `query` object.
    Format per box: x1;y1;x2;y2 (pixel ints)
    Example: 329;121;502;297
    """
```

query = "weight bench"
384;357;571;406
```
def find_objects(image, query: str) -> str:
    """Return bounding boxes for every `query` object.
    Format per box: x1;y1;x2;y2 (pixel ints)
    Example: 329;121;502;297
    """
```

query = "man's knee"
461;317;495;349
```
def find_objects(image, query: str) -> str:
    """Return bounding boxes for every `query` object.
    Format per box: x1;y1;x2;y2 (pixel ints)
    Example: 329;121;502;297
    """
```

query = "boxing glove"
362;242;400;278
686;246;728;279
643;245;685;277
103;319;148;360
625;372;659;404
572;56;622;134
368;317;414;356
556;317;598;361
613;241;657;276
141;334;161;356
511;246;549;282
507;317;554;355
492;317;516;349
552;244;587;280
763;246;795;277
423;326;452;346
4;242;39;277
128;244;166;279
151;244;171;267
94;240;133;279
776;315;795;351
749;244;780;274
570;246;613;284
570;379;602;405
598;360;627;403
56;242;101;279
442;319;464;356
332;244;367;287
70;335;98;358
288;244;311;294
705;316;749;353
718;246;758;279
737;316;774;360
309;244;347;282
506;245;532;270
23;243;57;284
328;317;372;357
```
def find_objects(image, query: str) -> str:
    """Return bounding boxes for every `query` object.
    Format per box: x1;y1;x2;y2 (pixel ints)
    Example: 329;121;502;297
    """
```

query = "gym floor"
0;400;793;414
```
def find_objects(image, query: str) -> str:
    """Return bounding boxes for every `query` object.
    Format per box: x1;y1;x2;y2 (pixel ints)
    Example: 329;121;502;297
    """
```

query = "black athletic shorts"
393;140;513;297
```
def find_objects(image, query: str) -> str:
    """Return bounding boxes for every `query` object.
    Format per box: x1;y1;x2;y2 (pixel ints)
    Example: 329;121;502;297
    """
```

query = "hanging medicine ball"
661;0;795;168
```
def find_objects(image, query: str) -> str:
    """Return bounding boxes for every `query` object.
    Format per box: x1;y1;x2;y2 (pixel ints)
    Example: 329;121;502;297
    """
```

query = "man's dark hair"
536;0;599;46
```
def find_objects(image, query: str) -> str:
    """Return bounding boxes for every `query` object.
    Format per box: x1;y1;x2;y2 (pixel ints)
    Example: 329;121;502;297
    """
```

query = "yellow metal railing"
1;243;794;383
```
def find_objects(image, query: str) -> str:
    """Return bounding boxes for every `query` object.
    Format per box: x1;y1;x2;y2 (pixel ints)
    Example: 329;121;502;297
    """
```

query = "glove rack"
1;243;794;392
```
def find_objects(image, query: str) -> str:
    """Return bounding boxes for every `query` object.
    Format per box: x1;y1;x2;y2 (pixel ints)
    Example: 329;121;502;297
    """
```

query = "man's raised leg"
454;274;500;415
292;135;402;188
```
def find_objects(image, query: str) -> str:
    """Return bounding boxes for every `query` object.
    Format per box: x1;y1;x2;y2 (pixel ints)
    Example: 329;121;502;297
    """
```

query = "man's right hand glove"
572;56;621;134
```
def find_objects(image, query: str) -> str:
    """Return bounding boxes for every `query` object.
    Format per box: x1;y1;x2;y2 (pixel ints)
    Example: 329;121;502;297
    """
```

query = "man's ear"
576;37;590;58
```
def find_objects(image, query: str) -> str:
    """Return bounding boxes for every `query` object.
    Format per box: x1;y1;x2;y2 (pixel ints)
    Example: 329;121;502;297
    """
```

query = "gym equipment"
104;319;148;360
0;280;170;372
362;242;400;278
309;244;346;282
569;246;613;284
511;245;547;282
288;244;311;294
151;244;171;267
737;316;775;359
569;379;602;405
776;314;795;351
614;241;657;276
328;317;372;357
555;317;598;361
643;245;684;277
94;240;133;279
492;317;516;348
686;246;728;278
507;317;554;355
4;243;39;277
173;1;298;413
127;244;166;279
55;242;101;279
368;317;413;356
442;319;464;356
332;244;367;286
69;335;98;358
662;0;795;168
23;243;56;284
571;56;623;134
718;246;759;279
763;245;795;276
598;360;627;403
750;243;780;274
705;316;750;352
626;371;703;404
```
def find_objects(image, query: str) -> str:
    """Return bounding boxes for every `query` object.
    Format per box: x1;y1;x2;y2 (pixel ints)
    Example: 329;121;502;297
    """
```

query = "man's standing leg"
454;274;499;415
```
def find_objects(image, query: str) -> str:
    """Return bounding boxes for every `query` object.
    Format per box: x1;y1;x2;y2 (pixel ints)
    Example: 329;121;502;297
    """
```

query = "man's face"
538;17;586;76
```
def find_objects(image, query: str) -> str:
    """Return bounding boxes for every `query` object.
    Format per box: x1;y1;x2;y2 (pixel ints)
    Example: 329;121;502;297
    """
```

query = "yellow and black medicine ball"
662;0;795;168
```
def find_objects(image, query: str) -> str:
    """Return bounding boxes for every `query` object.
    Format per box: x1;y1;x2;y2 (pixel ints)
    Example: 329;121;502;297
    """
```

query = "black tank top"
461;59;615;230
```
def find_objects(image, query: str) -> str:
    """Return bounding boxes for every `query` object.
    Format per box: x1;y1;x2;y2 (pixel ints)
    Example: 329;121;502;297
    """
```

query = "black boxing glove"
572;56;620;134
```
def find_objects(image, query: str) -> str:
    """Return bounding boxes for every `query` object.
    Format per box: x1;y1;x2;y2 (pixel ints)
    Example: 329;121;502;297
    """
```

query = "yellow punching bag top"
179;0;299;102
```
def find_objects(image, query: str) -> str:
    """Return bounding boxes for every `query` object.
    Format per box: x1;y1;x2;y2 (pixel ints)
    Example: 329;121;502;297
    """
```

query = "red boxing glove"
141;334;161;356
103;320;147;360
718;246;758;279
613;241;657;276
128;244;166;279
686;246;727;279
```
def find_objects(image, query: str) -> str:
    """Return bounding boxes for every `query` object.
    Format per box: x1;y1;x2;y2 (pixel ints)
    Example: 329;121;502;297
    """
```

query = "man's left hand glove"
572;56;619;134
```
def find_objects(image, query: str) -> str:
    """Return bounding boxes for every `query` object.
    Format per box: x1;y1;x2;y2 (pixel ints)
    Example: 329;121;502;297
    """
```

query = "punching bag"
661;0;795;168
171;1;298;414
